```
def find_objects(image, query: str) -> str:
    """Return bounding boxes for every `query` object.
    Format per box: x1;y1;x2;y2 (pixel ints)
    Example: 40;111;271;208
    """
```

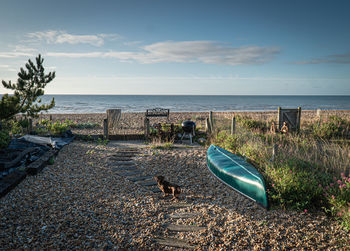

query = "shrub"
266;158;330;210
36;119;69;136
321;173;350;230
312;116;349;139
237;116;266;131
0;130;11;149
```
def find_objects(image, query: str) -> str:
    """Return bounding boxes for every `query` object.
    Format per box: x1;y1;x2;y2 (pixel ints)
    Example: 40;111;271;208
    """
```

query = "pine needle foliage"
0;54;55;120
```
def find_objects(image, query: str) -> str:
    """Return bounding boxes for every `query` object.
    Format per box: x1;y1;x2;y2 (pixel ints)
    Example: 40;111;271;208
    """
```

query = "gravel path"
0;141;349;250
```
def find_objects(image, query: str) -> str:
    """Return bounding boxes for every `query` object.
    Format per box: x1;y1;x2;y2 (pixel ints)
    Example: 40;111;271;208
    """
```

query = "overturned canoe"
207;145;269;209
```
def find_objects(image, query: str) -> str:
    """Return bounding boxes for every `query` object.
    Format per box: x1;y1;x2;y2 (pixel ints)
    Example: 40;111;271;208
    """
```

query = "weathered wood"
117;170;143;177
164;224;206;232
154;237;195;249
209;111;213;131
144;118;150;138
127;175;154;182
206;118;211;133
297;107;301;132
168;212;200;219
111;161;135;166
145;108;169;118
277;107;301;132
112;166;139;172
163;202;192;209
231;116;236;135
26;149;58;175
103;118;108;139
271;144;278;161
106;109;121;135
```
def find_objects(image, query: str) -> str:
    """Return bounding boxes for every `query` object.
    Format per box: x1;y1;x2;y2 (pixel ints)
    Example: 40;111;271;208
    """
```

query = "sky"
1;0;350;95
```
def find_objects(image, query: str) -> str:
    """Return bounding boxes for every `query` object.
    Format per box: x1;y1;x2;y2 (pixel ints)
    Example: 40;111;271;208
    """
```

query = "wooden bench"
145;108;170;119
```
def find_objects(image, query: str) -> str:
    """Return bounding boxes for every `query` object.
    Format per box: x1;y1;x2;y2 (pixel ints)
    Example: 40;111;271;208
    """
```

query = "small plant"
36;119;69;136
321;173;350;230
97;137;109;146
0;130;11;149
69;121;100;129
312;116;349;139
236;116;266;131
150;142;174;150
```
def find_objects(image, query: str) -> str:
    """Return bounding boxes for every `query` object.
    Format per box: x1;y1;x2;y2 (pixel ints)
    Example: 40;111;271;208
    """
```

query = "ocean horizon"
1;94;350;114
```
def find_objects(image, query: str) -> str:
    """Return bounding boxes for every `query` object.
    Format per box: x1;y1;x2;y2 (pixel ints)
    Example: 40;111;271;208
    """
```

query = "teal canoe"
207;145;269;209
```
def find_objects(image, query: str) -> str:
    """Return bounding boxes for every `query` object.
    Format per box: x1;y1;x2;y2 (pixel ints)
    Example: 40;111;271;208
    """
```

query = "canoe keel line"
207;145;269;209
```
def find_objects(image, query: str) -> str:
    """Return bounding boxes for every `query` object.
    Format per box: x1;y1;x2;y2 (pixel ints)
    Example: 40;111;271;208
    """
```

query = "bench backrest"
145;108;170;118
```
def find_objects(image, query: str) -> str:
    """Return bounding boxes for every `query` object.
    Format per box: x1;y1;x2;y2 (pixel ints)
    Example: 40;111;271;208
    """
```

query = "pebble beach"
1;111;350;249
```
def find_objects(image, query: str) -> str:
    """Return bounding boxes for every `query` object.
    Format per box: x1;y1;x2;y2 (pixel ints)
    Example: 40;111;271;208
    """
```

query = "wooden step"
168;212;200;219
164;224;206;232
127;175;154;182
117;170;144;177
112;166;138;172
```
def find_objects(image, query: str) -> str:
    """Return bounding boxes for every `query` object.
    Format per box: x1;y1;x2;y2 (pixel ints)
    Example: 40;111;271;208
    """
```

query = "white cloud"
46;40;280;65
26;30;120;47
0;52;33;58
295;51;350;64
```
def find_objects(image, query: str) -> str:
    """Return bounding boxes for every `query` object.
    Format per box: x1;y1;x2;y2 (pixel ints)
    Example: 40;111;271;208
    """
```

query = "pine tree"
0;54;55;120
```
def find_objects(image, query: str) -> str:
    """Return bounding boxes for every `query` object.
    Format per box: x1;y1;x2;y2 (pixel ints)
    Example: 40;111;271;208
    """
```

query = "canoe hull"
207;145;269;209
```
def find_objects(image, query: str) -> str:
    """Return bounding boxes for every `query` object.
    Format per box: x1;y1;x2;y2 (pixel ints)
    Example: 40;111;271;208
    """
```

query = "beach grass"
210;111;350;229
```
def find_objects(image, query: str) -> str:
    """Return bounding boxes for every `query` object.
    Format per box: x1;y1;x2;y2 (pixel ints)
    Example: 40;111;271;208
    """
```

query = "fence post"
144;118;150;139
231;116;236;135
297;107;301;132
277;106;281;130
271;144;278;161
103;119;108;139
209;111;213;132
206;118;211;134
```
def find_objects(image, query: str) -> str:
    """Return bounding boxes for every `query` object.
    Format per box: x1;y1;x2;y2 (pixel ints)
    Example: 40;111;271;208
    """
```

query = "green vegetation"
311;116;350;139
150;142;174;150
0;54;55;121
210;115;350;229
0;130;11;149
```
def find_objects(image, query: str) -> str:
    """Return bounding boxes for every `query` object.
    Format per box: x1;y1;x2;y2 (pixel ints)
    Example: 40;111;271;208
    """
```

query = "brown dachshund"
154;175;181;201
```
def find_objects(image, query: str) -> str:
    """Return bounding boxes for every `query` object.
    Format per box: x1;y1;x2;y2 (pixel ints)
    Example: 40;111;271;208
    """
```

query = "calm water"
3;95;350;113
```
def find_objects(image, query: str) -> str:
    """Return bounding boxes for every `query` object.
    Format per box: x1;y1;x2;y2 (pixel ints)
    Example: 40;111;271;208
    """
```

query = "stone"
154;237;195;249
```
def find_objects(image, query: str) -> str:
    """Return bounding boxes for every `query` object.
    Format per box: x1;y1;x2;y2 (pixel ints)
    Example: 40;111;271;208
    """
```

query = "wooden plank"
117;170;144;177
154;237;195;249
109;157;133;161
112;166;138;172
168;213;200;219
111;161;135;166
163;202;192;209
164;224;206;232
127;175;154;182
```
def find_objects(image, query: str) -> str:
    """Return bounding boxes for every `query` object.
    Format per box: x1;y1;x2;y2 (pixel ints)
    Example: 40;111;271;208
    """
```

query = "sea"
2;95;350;114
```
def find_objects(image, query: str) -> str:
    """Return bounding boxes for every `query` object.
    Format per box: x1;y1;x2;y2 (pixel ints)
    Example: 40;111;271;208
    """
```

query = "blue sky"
1;0;350;95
